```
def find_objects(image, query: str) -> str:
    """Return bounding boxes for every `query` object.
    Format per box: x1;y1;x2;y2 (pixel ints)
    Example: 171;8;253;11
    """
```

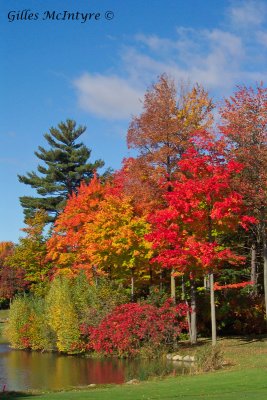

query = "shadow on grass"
1;391;39;399
224;334;267;345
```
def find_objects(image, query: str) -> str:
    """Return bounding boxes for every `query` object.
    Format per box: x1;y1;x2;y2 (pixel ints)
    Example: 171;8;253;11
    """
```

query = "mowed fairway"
3;337;267;400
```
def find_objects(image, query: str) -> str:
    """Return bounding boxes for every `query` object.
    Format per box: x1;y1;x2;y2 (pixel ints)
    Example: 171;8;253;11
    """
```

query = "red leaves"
82;301;188;356
147;148;255;276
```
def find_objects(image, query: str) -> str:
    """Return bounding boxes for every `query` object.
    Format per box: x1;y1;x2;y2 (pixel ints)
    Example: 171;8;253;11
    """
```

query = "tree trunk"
251;242;258;295
181;276;192;340
210;272;217;346
131;271;135;302
171;268;176;302
262;222;267;322
189;279;197;344
251;242;257;283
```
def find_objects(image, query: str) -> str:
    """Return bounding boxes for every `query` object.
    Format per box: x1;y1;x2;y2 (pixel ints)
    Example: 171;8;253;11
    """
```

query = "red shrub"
81;300;188;356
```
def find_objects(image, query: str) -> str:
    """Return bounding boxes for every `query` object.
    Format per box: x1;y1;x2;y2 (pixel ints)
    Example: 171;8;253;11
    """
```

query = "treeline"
1;74;267;353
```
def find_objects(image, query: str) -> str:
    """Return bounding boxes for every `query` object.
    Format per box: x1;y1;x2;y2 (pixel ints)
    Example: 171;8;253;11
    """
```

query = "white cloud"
135;34;178;52
73;73;143;120
123;28;246;92
73;1;267;121
229;0;266;28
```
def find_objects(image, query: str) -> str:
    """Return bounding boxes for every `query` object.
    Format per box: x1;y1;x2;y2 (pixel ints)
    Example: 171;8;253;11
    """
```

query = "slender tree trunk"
131;270;135;302
207;215;216;345
262;221;267;322
190;279;197;344
181;275;185;300
210;272;216;346
181;275;193;342
251;242;257;283
171;268;176;302
204;274;210;289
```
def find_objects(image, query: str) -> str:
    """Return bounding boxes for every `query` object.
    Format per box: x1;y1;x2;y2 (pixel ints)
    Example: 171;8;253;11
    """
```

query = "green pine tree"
18;119;104;220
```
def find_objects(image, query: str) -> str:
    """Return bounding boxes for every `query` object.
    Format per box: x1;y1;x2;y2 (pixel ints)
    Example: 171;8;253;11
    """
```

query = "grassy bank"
2;336;267;399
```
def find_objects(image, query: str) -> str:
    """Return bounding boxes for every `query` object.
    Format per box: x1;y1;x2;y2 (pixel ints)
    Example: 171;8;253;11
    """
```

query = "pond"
0;344;192;392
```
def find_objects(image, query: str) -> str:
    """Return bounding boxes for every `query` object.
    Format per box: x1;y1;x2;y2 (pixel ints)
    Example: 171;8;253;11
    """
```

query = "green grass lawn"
2;336;267;400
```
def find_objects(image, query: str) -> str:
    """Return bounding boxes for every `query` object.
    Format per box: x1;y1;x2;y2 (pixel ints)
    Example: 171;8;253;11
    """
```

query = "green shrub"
46;276;81;353
80;277;130;327
5;295;54;350
141;285;169;307
5;295;32;349
27;297;55;351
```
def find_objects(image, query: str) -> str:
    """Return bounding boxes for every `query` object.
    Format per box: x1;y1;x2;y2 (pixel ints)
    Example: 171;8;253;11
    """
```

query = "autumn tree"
82;189;153;299
47;174;153;293
0;242;14;264
126;74;214;195
126;74;214;294
0;242;26;302
46;175;105;277
18;119;104;221
219;84;267;315
147;147;255;344
6;210;52;295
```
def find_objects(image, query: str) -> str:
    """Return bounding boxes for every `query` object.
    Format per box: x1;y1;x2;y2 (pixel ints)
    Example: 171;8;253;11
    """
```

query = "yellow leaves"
180;84;214;130
82;193;152;276
171;271;184;278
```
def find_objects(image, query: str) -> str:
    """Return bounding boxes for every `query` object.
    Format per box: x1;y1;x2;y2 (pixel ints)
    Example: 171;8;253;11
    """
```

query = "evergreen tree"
18;119;104;220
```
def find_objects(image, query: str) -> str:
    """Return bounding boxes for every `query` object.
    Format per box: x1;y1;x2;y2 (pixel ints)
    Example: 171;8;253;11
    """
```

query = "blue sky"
1;0;267;243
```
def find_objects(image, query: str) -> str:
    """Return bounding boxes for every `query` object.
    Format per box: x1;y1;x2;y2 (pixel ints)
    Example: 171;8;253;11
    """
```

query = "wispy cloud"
73;73;143;120
229;0;267;28
73;0;267;121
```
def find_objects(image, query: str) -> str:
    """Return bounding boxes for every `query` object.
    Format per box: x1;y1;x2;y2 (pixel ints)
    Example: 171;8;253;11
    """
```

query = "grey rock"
172;355;183;361
126;379;139;384
183;355;195;362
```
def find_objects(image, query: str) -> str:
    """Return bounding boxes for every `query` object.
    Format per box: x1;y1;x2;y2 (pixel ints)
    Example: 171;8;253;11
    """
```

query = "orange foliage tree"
82;189;153;299
47;174;152;294
46;175;105;277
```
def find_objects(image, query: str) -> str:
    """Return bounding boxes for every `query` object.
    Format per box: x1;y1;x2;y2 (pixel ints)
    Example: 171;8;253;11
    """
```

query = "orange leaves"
0;241;14;264
46;175;105;276
47;176;152;281
214;281;255;291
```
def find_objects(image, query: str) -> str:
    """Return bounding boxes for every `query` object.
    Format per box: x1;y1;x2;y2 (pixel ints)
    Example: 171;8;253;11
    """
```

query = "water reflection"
0;344;191;391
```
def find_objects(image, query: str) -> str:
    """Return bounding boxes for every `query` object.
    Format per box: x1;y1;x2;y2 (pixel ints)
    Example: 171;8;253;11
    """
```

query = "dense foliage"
5;275;187;356
85;301;188;357
3;75;267;357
